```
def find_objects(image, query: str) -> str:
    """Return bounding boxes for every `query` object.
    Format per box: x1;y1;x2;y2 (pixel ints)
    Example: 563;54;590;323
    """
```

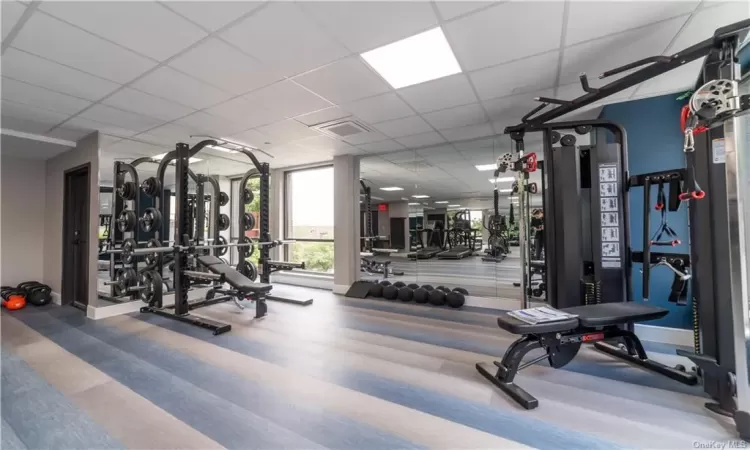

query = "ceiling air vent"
311;118;373;139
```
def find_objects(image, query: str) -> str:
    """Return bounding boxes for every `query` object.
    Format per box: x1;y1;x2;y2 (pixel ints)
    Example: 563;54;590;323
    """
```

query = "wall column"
333;155;360;293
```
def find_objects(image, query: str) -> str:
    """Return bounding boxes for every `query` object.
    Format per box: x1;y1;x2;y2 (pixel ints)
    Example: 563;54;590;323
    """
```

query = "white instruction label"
600;197;618;212
601;212;619;227
598;163;621;268
599;166;618;182
602;227;619;242
602;243;620;258
600;182;617;197
712;139;725;164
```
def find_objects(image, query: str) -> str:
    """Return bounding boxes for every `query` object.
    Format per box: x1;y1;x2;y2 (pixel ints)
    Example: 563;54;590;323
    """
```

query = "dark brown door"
63;164;90;310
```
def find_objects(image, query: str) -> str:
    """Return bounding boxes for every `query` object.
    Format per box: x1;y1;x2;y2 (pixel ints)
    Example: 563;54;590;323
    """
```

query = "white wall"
333;155;359;293
43;132;99;304
0;156;47;286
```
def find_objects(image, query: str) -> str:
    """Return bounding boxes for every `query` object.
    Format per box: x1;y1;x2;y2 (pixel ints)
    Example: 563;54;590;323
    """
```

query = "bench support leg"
476;336;543;409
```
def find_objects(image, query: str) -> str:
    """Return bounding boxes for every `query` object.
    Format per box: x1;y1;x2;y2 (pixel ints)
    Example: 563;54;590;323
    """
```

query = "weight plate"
117;181;137;200
243;213;256;231
218;191;229;206
114;268;136;297
239;236;255;258
237;261;258;282
243;188;254;205
117;210;137;233
140;207;162;233
144;238;162;266
216;236;228;256
121;238;137;265
139;270;163;305
218;214;230;231
140;177;162;197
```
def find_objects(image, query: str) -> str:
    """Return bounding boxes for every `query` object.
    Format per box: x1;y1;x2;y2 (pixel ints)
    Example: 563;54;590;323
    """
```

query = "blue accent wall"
599;94;691;329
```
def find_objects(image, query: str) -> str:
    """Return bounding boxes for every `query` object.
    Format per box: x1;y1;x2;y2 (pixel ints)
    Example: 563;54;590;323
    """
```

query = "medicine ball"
422;284;434;291
428;289;446;306
452;287;469;296
397;287;413;302
368;283;384;297
407;283;420;290
393;281;406;288
382;285;399;300
413;288;428;304
379;280;392;287
446;292;465;308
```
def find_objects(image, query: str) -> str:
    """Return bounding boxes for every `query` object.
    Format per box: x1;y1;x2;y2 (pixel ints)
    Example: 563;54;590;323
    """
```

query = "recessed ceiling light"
152;152;202;163
400;197;410;201
489;177;515;183
380;186;404;191
371;195;384;201
499;188;513;193
434;201;449;204
448;204;461;207
408;202;421;205
475;164;497;171
209;145;237;153
412;194;430;199
361;27;461;89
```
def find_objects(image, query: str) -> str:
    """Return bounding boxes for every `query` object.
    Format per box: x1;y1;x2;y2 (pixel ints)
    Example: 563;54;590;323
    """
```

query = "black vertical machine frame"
360;180;373;252
502;18;750;438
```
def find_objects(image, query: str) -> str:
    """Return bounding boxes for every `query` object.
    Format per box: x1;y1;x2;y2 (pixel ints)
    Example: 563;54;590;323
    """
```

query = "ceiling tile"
559;16;688;86
566;1;697;46
131;66;233;109
423;103;487;130
168;38;281;95
300;1;438;53
79;104;164;133
162;1;264;32
667;2;750;53
358;140;405;153
102;88;195;122
342;130;389;145
205;97;284;129
174;111;248;136
295;107;350;126
45;126;94;142
294;56;391;104
136;123;200;147
220;2;350;77
242;80;332;119
257;119;322;144
1;100;70;133
374;115;432;138
440;122;495;142
13;13;156;83
435;1;495;20
295;135;356;154
2;1;26;40
445;1;565;71
470;51;559;101
39;1;207;61
0;48;121;101
398;73;477;113
230;128;275;149
396;131;446;148
342;93;414;124
60;116;140;138
1;77;91;115
483;88;553;124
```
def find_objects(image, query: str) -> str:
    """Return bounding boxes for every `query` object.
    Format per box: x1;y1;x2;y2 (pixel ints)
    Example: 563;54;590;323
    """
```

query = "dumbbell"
382;284;399;300
413;288;428;304
428;289;446;306
368;283;384;297
397;286;413;302
446;291;465;308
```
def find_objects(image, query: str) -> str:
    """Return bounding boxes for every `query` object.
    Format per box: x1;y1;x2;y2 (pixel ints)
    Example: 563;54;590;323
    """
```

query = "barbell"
107;238;296;261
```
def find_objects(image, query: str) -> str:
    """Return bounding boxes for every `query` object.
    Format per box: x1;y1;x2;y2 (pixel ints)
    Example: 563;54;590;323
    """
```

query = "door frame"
62;163;91;309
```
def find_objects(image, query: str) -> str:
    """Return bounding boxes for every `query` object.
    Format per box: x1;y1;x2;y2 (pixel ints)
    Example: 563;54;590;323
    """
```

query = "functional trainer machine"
477;19;750;438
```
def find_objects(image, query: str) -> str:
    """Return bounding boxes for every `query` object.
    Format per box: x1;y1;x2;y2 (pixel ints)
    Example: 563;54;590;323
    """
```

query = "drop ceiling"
1;1;747;173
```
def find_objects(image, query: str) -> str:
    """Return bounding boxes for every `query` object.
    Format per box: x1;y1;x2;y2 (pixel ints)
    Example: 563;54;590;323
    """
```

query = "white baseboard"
51;291;62;305
272;273;334;291
332;284;351;295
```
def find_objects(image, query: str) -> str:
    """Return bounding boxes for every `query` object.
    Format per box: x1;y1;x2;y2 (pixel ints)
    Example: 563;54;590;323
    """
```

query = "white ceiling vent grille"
311;118;373;138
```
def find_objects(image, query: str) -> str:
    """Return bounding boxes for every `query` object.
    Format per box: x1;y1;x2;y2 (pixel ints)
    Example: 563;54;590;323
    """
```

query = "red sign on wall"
378;204;388;212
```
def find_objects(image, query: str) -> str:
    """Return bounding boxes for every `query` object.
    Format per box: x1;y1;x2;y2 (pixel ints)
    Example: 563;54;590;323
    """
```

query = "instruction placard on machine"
599;163;621;268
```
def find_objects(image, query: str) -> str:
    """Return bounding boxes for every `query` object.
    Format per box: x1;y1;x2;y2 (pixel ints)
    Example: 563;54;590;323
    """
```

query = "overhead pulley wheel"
218;191;229;206
240;236;255;258
216;236;228;256
526;182;538;194
560;134;576;146
550;131;561;144
140;207;162;233
237;261;258;282
139;270;163;305
117;210;137;233
117;181;137;200
243;189;254;205
243;213;256;231
113;268;137;296
217;213;230;231
121;238;138;265
574;125;591;135
141;177;162;197
144;238;162;266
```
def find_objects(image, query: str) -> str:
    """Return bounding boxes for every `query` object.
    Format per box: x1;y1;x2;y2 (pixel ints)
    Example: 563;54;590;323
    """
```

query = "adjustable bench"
476;302;698;409
196;255;273;318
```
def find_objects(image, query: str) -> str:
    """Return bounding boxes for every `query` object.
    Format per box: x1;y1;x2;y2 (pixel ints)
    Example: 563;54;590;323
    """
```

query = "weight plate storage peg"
243;213;256;231
218;214;230;231
218;191;229;206
117;181;137;200
216;236;228;256
117;210;137;233
140;177;162;197
243;188;254;205
144;238;162;266
121;238;138;264
140;208;162;233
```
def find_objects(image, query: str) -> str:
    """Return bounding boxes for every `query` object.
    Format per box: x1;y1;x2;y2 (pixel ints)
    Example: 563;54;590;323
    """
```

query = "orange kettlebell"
2;294;26;310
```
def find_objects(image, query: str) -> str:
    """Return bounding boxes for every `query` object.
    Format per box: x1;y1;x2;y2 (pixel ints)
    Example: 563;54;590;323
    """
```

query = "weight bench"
196;255;273;318
476;302;698;409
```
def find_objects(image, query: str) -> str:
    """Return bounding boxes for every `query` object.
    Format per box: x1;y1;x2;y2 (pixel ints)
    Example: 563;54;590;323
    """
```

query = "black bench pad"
565;302;668;327
197;256;273;294
497;302;668;335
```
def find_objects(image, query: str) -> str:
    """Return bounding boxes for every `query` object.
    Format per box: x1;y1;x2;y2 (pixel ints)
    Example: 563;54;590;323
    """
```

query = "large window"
285;166;334;274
